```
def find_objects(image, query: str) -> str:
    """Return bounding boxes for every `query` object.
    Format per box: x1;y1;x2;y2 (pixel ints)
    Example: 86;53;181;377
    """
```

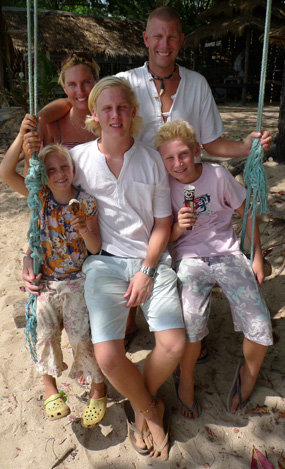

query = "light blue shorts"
83;255;184;344
176;254;273;346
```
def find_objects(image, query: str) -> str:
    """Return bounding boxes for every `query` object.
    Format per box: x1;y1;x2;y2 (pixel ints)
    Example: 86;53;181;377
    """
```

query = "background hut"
1;7;148;107
185;0;285;104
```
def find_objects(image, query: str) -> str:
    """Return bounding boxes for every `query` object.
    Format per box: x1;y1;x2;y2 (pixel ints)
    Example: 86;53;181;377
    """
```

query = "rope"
24;0;47;363
240;0;272;261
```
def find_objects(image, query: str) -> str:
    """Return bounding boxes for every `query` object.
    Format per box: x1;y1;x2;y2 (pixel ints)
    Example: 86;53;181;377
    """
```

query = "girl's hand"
70;215;87;235
23;130;41;158
22;256;43;295
177;206;197;231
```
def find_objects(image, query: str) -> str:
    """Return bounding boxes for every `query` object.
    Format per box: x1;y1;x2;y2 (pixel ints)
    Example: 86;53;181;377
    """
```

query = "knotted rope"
24;0;47;362
240;0;272;261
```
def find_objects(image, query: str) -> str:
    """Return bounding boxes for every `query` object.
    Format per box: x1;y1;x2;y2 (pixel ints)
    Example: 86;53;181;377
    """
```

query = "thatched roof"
268;25;285;45
3;8;148;60
185;0;285;48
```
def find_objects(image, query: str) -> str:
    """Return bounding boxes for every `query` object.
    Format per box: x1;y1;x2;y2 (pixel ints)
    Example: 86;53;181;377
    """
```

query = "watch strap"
139;266;156;278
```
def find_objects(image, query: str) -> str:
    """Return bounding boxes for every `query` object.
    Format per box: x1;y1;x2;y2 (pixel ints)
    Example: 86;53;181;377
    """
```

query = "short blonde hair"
146;7;182;34
155;120;197;152
85;76;143;137
59;53;99;88
39;144;73;165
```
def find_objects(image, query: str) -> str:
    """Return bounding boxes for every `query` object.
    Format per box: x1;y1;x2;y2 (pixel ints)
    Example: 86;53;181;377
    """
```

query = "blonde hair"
155;120;197;152
85;76;143;137
146;6;182;34
39;144;73;165
59;54;99;88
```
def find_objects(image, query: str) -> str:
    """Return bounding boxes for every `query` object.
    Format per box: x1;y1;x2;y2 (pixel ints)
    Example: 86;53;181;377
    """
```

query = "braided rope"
240;0;272;261
24;0;47;363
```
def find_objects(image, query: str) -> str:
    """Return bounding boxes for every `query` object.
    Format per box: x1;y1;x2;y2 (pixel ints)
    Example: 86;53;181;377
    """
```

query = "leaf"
246;405;270;415
262;248;273;257
204;426;217;441
272;307;285;320
251;447;274;469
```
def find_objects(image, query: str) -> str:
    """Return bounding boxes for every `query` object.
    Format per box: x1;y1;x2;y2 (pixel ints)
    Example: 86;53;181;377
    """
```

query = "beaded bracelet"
80;226;92;236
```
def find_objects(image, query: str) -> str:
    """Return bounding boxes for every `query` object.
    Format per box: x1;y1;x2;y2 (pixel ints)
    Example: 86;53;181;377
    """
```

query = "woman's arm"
0;114;39;196
38;98;71;123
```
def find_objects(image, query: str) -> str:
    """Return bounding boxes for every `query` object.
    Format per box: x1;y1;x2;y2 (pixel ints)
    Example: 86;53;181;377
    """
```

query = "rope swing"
24;0;47;362
240;0;272;261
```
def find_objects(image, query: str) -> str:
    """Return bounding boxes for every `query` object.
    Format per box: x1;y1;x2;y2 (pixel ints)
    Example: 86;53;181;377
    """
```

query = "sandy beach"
0;103;284;469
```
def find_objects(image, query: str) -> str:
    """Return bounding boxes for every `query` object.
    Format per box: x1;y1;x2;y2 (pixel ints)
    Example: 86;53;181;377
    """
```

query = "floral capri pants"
176;254;273;346
36;277;104;384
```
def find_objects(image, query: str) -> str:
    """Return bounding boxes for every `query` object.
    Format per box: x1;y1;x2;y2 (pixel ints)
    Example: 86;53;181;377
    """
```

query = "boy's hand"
178;206;197;231
251;254;265;286
244;130;272;153
70;215;87;234
22;256;43;295
124;272;154;307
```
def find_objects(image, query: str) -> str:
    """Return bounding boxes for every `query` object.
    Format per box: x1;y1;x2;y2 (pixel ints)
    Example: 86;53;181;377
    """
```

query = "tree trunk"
241;27;250;105
0;1;4;97
274;59;285;164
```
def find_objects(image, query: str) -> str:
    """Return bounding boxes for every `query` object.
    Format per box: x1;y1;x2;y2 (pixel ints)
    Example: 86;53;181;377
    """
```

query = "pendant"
159;80;165;97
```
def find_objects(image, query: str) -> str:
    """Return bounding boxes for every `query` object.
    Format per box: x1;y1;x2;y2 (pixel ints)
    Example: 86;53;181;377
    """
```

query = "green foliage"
1;51;59;111
3;0;213;32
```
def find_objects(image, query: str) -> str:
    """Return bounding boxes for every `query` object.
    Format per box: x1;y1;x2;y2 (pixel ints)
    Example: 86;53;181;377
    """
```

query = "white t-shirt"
70;139;171;259
117;63;224;151
169;163;247;261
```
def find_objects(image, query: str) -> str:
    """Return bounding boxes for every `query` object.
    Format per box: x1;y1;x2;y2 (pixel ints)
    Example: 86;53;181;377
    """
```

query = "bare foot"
77;374;88;386
145;399;169;460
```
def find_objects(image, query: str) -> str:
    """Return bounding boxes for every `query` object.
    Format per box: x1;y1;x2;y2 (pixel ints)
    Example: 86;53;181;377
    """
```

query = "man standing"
117;7;271;156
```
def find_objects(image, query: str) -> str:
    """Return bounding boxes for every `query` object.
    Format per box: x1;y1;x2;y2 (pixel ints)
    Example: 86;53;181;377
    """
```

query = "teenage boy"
155;119;272;417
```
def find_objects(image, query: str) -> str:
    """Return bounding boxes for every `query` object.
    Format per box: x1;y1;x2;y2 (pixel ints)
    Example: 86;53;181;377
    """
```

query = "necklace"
69;113;91;142
147;62;177;96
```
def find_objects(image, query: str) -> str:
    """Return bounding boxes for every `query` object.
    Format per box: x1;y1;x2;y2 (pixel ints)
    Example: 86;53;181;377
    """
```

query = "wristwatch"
140;266;156;279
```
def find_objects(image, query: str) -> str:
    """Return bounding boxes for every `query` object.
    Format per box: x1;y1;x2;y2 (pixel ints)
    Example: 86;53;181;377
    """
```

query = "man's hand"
244;130;272;153
123;272;154;308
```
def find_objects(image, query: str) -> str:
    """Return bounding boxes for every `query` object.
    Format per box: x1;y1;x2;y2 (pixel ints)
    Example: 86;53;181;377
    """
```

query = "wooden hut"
2;7;148;79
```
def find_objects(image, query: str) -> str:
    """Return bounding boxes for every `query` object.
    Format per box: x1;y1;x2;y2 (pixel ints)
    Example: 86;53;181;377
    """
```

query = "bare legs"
43;374;58;400
177;341;201;418
94;328;185;459
178;337;268;417
229;338;267;413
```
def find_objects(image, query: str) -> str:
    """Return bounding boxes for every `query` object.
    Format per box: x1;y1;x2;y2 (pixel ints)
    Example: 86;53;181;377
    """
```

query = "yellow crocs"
81;386;108;428
44;392;70;421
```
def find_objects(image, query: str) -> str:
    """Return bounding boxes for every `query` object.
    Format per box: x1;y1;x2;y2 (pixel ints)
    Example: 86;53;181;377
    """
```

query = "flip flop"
124;329;138;351
227;359;249;414
174;377;201;419
152;402;171;455
124;400;151;455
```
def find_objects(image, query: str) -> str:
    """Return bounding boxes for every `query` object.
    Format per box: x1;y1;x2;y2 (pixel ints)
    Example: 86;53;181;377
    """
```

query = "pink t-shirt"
169;163;247;262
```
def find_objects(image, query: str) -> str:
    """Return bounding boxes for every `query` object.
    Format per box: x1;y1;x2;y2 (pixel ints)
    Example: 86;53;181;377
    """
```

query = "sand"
0;103;285;469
